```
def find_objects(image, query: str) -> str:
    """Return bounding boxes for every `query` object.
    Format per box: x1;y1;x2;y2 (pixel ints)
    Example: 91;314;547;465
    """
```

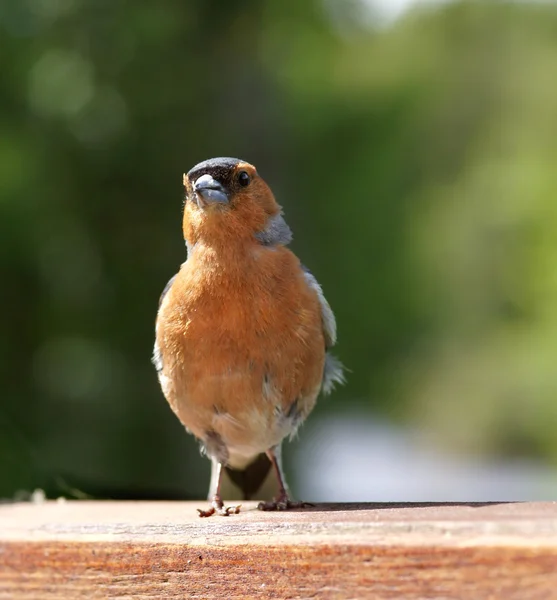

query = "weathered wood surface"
1;501;557;599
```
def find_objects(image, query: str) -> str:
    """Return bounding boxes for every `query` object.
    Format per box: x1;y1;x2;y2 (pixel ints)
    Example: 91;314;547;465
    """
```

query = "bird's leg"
257;445;314;511
198;459;241;517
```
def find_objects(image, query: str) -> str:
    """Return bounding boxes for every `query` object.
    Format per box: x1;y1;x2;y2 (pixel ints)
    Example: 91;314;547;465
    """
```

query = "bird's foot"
257;494;314;512
197;498;241;518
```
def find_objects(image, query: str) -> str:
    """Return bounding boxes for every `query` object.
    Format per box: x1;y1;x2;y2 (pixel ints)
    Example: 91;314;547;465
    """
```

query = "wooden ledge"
1;501;557;599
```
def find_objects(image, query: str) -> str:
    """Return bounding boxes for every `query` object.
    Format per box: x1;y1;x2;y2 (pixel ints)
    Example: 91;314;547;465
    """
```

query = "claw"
257;497;314;512
197;506;216;518
197;502;241;518
218;504;241;516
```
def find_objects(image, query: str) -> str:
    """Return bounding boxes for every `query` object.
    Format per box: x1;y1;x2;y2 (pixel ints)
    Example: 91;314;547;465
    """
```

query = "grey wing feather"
152;273;177;373
302;265;336;347
302;265;345;393
158;273;177;307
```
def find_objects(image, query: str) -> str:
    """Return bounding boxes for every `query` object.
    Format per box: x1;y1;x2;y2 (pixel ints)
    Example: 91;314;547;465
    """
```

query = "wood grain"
1;501;557;599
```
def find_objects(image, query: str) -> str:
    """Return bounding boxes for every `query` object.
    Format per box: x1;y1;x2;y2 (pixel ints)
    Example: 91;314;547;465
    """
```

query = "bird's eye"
238;171;251;187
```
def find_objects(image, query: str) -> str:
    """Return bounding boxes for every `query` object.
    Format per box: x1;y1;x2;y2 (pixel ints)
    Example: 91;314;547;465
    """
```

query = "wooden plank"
1;501;556;599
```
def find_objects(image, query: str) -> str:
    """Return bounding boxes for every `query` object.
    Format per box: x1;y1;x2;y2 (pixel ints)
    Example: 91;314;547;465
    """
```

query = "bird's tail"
209;453;280;502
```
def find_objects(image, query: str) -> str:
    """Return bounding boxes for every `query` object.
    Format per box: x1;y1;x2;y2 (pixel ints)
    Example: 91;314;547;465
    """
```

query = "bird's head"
182;157;289;248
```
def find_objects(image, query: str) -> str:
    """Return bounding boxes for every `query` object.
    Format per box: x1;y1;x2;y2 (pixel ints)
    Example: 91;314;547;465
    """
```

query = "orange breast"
156;243;325;460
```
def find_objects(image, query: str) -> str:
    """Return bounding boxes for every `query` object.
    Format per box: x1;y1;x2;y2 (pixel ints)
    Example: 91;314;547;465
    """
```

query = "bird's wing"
301;265;345;393
152;273;177;373
301;265;336;348
158;273;177;307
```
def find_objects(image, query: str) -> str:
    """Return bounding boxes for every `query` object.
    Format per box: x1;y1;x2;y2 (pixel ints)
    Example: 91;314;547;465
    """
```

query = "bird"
153;157;344;516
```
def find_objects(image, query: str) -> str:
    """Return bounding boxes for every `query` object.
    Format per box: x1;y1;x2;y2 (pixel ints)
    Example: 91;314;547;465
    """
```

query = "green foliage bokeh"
2;0;557;499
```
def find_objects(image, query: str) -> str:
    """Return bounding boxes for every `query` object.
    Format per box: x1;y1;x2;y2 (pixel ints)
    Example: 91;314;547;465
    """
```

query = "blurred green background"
3;0;557;501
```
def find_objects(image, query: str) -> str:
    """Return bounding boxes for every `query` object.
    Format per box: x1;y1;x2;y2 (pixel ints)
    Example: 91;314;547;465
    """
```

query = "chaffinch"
153;157;344;516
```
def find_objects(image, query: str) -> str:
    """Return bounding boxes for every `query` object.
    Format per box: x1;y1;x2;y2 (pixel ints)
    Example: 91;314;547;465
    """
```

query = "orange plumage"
154;157;343;516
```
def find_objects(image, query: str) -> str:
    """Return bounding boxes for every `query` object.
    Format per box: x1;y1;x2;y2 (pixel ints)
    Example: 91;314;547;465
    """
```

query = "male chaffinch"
153;157;344;516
